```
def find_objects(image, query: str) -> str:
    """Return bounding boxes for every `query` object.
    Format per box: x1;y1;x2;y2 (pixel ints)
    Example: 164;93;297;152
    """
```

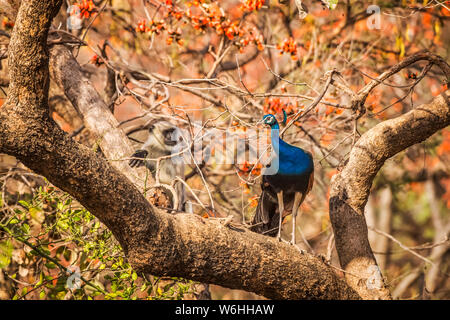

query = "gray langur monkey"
128;120;188;212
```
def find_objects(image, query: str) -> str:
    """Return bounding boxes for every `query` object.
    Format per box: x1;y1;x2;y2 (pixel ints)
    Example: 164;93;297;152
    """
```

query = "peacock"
251;113;314;244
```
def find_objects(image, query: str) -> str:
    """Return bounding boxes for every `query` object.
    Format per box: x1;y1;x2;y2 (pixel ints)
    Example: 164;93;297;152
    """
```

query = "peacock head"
263;110;287;129
263;114;278;127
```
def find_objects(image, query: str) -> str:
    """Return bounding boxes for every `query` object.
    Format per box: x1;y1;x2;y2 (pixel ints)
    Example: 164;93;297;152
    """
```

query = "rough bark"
0;0;359;300
330;90;450;299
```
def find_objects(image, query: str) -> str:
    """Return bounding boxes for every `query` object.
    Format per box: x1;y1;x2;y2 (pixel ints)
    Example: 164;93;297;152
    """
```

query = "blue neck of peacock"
270;122;281;138
269;123;281;155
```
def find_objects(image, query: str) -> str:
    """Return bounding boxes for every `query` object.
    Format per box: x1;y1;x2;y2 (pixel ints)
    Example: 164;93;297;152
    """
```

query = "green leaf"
0;240;13;268
35;272;44;287
18;200;30;208
323;0;338;10
120;273;130;280
57;220;69;230
45;262;57;269
21;223;30;234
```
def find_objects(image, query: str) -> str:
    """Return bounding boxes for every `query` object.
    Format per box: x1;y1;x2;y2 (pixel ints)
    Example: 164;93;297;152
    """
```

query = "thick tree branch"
330;89;450;299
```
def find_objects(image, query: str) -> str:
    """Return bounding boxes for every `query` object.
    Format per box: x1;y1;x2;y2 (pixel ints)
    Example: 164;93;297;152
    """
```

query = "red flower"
277;37;298;60
73;0;96;19
242;0;264;11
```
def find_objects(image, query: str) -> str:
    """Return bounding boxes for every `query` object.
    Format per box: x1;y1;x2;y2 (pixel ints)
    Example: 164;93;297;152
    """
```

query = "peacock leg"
276;191;284;241
291;192;302;245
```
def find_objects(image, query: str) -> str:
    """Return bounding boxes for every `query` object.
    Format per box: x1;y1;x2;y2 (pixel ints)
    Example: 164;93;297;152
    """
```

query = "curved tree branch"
330;89;450;299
